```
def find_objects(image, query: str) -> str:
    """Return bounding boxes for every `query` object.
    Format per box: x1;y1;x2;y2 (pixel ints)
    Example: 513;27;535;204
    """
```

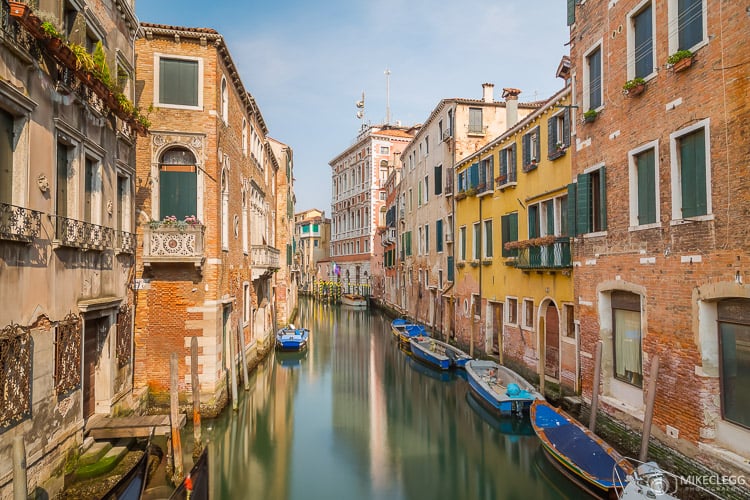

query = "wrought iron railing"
251;245;280;269
116;304;132;368
0;322;32;429
0;202;42;243
54;312;81;396
142;224;205;268
53;215;115;251
514;238;572;270
0;0;40;57
117;230;136;254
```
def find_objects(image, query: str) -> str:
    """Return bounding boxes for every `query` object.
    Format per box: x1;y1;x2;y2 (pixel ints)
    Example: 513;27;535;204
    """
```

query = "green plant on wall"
69;43;95;71
667;49;693;65
92;40;112;88
622;77;645;91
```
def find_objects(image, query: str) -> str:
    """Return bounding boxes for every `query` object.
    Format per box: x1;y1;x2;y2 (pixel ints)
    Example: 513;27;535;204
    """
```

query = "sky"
135;0;570;214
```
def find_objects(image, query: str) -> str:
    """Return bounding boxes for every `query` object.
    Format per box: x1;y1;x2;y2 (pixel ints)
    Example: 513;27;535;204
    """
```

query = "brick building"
568;0;749;477
134;23;286;415
0;0;140;496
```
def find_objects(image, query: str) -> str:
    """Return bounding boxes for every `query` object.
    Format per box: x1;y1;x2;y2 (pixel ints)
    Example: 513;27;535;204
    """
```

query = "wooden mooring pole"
589;340;603;433
230;322;239;411
190;337;202;457
640;355;660;462
13;435;27;500
239;323;250;391
170;353;184;484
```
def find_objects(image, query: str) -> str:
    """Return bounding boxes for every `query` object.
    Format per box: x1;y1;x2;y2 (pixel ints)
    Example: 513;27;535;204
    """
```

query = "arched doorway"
544;302;560;379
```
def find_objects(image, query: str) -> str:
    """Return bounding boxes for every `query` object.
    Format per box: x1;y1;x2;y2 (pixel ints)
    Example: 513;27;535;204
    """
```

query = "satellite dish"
356;111;363;119
356;100;364;108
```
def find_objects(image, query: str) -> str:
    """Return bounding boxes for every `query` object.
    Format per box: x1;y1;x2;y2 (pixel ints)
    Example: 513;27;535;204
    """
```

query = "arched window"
221;77;228;123
221;170;229;250
159;147;197;220
242;118;248;155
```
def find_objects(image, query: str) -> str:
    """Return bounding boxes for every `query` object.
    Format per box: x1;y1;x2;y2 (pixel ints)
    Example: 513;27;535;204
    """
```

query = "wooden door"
544;304;560;379
83;318;103;418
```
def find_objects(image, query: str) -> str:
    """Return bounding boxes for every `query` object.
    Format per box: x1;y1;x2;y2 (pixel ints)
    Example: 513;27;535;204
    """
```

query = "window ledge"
582;230;608;239
155;102;202;111
670;214;715;225
628;222;662;232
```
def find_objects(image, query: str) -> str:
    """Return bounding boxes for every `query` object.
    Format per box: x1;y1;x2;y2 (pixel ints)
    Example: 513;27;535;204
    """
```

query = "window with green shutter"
436;219;443;252
447;256;454;282
574;167;607;234
159;147;198;220
636;148;657;224
567;0;576;26
678;0;703;51
501;213;518;257
434;165;443;195
633;4;654;79
587;47;602;110
159;58;199;107
679;128;707;217
287;244;292;265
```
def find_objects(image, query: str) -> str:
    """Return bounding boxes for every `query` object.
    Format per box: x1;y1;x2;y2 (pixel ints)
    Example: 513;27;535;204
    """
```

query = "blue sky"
136;1;570;214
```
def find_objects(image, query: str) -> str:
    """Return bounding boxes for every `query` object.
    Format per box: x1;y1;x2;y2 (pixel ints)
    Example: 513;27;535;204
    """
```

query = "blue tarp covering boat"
410;336;472;370
531;400;633;497
390;318;427;344
275;325;310;351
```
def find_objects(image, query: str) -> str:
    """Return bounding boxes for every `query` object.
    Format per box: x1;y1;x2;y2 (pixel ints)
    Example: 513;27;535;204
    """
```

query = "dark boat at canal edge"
390;318;427;345
410;335;472;370
466;391;535;437
100;444;150;500
531;400;633;498
275;325;310;351
168;446;209;500
465;360;544;416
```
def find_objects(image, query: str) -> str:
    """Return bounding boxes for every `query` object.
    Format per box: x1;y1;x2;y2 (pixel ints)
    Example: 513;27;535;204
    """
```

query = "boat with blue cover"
390;318;427;344
531;400;633;498
409;336;471;370
275;324;310;351
465;360;543;416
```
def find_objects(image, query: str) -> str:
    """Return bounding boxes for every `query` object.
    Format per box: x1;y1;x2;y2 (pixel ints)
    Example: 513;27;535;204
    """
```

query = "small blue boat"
531;400;633;498
275;325;310;351
390;318;427;344
465;360;543;416
410;336;471;370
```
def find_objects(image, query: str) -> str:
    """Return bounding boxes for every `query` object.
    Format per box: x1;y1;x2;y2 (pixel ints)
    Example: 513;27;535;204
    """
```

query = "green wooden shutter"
678;0;703;50
680;129;707;217
286;244;292;265
528;205;539;238
547;117;556;159
436;219;443;252
637;149;656;224
501;215;510;257
160;59;198;106
567;183;577;236
160;169;197;220
599;166;608;231
510;144;517;182
589;49;602;109
434;165;442;195
522;134;530;166
576;173;591;234
545;200;555;235
509;213;518;257
469;163;479;187
634;5;653;78
447;256;454;282
563;109;571;147
534;127;541;161
0;110;13;204
567;0;576;26
500;149;508;179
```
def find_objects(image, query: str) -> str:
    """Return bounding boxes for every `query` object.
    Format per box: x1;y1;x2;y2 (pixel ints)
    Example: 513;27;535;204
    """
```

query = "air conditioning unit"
445;231;453;243
442;128;452;142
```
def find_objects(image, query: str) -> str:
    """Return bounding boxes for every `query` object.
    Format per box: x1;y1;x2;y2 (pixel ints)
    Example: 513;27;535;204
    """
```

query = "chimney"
482;83;494;103
502;87;522;127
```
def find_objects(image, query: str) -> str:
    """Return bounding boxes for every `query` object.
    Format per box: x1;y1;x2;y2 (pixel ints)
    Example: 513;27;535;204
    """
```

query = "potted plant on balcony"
667;50;694;72
8;1;30;20
583;109;598;123
622;77;646;96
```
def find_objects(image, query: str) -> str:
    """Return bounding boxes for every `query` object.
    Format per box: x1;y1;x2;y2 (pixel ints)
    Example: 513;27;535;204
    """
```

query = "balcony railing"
0;202;42;243
53;215;114;251
513;238;572;270
251;245;280;270
142;224;205;269
117;230;136;254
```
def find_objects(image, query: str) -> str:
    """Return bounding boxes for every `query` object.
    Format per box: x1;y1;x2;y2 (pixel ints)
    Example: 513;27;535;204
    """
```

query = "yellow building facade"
453;86;576;396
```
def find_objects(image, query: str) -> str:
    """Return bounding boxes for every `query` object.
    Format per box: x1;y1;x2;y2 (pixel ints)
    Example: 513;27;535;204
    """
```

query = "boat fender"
506;383;521;397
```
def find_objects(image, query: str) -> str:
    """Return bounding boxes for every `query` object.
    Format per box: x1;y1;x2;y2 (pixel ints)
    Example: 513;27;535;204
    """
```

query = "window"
436;219;444;253
629;143;658;226
418;226;424;255
523;299;535;329
670;0;705;53
243;283;251;325
612;291;643;388
242;191;248;253
472;222;480;260
564;304;575;338
522;127;540;171
472;294;481;318
380;145;389;155
434;165;443;195
671;122;710;219
220;77;228;123
84;157;100;224
418;182;422;207
242;119;248;155
425;224;430;255
221;170;229;250
569;167;607;235
501;213;518;257
547;110;571;159
158;57;200;107
498;145;517;185
629;2;654;79
718;298;750;429
116;174;130;235
159;147;197;220
425;136;429;155
409;188;413;212
423;176;429;203
0;109;14;205
468;108;483;134
483;219;493;258
479;156;494;191
459;226;467;261
585;45;603;111
507;297;518;324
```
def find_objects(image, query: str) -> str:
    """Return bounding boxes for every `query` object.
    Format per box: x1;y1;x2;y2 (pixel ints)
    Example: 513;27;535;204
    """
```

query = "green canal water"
193;298;583;499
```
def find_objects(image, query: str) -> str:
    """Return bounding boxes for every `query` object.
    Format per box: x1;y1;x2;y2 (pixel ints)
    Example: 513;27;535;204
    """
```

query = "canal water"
196;298;582;499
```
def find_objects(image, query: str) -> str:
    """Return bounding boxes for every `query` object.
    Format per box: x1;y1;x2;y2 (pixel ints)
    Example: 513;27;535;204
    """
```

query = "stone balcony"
251;245;280;279
142;224;205;270
0;202;42;244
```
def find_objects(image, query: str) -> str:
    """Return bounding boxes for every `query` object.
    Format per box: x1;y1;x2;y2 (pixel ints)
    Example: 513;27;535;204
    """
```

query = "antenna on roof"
356;91;365;129
384;68;391;125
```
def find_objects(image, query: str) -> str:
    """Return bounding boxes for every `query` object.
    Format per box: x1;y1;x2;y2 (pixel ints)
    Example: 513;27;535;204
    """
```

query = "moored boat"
275;324;310;351
341;293;368;309
390;318;427;344
465;360;543;416
168;446;209;500
409;336;471;370
531;400;633;498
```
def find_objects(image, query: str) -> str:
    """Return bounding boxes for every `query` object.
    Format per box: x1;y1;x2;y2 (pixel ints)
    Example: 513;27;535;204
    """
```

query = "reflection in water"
194;298;581;499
